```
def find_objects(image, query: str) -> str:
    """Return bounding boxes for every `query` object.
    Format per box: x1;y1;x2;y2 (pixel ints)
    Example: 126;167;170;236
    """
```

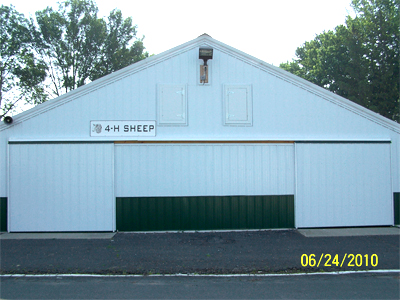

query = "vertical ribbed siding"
0;197;6;231
9;143;114;232
116;195;294;231
296;143;392;228
394;193;400;225
1;45;399;212
115;144;295;197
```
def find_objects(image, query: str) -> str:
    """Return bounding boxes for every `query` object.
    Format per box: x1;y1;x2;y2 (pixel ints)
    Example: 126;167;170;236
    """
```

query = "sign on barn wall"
90;121;156;137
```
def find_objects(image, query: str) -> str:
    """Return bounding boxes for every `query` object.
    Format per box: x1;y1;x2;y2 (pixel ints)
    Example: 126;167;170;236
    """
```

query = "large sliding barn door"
115;143;295;231
9;143;114;232
295;143;392;228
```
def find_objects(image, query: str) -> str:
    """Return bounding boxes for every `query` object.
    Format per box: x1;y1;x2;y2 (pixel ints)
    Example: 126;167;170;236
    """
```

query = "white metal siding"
115;144;294;197
2;46;394;140
295;143;392;228
9;143;114;232
0;35;398;218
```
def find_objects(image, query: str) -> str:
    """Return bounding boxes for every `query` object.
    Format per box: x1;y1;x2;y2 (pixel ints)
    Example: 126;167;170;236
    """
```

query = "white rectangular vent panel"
157;84;187;125
224;85;252;125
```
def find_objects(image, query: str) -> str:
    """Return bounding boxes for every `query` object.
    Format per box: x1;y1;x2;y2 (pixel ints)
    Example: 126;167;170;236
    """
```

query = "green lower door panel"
395;193;400;225
116;195;294;231
0;198;7;232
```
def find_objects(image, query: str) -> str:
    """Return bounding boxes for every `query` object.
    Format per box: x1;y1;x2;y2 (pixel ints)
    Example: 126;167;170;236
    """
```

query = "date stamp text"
301;254;378;268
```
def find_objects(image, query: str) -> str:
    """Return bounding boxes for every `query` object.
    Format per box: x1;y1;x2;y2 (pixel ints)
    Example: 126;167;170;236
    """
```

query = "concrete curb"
1;269;399;278
0;232;116;239
1;227;399;239
298;227;400;237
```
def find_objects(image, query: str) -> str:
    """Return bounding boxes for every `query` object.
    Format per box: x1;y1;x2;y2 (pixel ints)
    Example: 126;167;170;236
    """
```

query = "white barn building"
0;34;399;232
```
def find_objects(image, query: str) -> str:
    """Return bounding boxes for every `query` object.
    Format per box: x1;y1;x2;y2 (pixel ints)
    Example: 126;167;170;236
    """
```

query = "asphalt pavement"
2;273;400;299
0;228;399;275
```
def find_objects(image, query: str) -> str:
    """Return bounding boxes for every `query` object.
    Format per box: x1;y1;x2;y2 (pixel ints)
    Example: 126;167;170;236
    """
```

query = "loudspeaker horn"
3;116;13;124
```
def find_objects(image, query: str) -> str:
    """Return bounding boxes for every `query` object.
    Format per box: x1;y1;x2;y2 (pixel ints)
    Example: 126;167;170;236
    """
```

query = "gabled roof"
1;34;399;133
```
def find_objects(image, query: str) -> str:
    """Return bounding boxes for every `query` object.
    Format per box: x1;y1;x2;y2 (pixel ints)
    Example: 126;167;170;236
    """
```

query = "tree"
35;0;148;97
35;0;106;96
0;5;47;119
349;0;399;120
90;9;148;81
280;0;399;122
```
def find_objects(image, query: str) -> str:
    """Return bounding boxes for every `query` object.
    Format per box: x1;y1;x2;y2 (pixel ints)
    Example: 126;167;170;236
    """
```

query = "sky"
4;0;356;66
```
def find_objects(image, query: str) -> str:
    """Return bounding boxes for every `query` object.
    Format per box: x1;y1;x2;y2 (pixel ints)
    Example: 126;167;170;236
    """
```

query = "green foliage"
280;0;399;122
1;0;148;117
0;5;47;118
35;0;148;97
35;0;107;95
90;9;148;81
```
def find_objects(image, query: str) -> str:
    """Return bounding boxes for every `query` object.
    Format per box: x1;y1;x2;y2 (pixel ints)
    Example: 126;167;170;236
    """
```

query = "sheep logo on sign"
92;124;102;134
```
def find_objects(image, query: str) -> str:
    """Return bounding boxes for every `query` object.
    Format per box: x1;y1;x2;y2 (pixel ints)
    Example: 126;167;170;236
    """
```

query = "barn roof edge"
1;34;399;133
